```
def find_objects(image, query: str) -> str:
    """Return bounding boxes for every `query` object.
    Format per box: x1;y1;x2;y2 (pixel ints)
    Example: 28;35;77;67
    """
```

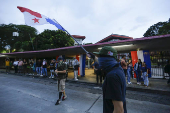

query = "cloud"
0;0;170;43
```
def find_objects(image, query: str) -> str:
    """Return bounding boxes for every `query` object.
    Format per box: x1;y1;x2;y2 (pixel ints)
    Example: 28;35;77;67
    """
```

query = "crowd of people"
92;55;150;87
120;55;150;87
5;58;70;78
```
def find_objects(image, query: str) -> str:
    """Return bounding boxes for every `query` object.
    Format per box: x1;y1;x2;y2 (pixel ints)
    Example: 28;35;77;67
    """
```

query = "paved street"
0;73;170;113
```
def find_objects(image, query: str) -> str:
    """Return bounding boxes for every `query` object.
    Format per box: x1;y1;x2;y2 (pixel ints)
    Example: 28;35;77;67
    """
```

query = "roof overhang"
1;34;170;58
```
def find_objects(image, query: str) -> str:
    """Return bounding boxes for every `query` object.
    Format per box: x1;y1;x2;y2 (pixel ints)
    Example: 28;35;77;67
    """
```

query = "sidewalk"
1;68;170;94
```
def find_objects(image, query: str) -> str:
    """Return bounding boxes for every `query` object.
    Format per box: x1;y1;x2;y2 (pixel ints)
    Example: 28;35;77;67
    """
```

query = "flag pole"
53;19;89;54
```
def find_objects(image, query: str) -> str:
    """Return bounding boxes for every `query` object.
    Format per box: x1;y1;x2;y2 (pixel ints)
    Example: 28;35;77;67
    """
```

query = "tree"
34;29;74;50
0;24;37;52
143;19;170;37
159;19;170;35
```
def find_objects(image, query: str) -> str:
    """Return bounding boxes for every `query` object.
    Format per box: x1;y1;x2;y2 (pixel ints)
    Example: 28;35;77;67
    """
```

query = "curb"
1;71;170;95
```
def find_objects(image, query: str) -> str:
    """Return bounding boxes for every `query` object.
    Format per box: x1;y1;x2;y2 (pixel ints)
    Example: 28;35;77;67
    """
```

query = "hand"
55;70;58;74
87;52;95;59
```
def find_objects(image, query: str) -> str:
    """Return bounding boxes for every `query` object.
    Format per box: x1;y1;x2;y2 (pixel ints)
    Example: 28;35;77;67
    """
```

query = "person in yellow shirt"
5;58;10;74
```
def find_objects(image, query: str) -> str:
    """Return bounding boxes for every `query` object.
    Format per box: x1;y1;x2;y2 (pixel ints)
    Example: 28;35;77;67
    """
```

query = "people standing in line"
23;59;28;75
164;60;170;84
72;57;79;81
36;59;42;75
121;55;127;77
13;59;18;73
134;59;142;85
42;59;47;77
93;57;102;85
93;46;127;113
5;58;10;74
142;62;149;87
49;59;55;78
29;59;34;75
55;56;67;105
127;59;132;84
18;59;23;73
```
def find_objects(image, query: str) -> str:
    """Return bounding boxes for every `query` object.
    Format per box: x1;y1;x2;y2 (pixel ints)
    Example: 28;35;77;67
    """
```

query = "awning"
1;34;170;58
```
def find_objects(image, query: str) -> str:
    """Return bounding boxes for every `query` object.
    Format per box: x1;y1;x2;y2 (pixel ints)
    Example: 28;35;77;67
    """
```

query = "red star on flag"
32;18;39;23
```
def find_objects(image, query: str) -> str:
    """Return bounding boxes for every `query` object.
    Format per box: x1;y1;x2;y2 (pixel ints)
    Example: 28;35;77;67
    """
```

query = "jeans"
18;66;23;73
50;69;54;77
142;72;149;86
14;66;18;73
36;67;41;74
42;68;47;76
127;68;131;82
95;69;102;84
135;70;141;82
74;70;78;79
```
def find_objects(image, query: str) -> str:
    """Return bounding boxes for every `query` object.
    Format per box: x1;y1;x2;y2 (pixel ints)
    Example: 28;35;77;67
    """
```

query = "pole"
53;19;88;54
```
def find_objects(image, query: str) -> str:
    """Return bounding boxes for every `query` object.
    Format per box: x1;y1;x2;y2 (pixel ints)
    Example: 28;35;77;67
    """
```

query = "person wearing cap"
55;56;67;105
72;57;79;80
93;46;127;113
42;59;47;77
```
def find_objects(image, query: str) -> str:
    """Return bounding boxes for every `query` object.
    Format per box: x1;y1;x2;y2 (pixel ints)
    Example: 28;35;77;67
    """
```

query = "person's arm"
56;70;66;73
146;68;149;76
105;75;125;113
112;100;124;113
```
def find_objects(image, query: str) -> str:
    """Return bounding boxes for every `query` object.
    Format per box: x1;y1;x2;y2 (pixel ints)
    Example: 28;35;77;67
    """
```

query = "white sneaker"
40;75;43;77
49;76;52;78
137;82;139;84
138;83;141;85
74;79;78;81
52;76;54;78
128;82;131;84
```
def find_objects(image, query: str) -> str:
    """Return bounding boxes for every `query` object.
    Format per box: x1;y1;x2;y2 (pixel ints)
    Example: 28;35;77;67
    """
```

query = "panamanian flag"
131;50;151;78
17;6;65;31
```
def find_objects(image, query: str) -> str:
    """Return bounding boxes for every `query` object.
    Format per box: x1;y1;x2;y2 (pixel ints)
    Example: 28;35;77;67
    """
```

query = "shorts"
50;69;54;72
58;79;66;92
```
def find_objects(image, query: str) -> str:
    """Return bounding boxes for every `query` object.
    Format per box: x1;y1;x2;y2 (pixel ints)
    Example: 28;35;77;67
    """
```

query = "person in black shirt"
49;59;55;78
93;57;102;85
93;46;127;113
36;59;42;75
23;59;28;75
29;59;34;75
42;59;47;77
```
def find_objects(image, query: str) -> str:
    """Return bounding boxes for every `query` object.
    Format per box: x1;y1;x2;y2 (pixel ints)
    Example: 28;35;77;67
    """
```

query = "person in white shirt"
72;57;79;80
13;59;19;73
